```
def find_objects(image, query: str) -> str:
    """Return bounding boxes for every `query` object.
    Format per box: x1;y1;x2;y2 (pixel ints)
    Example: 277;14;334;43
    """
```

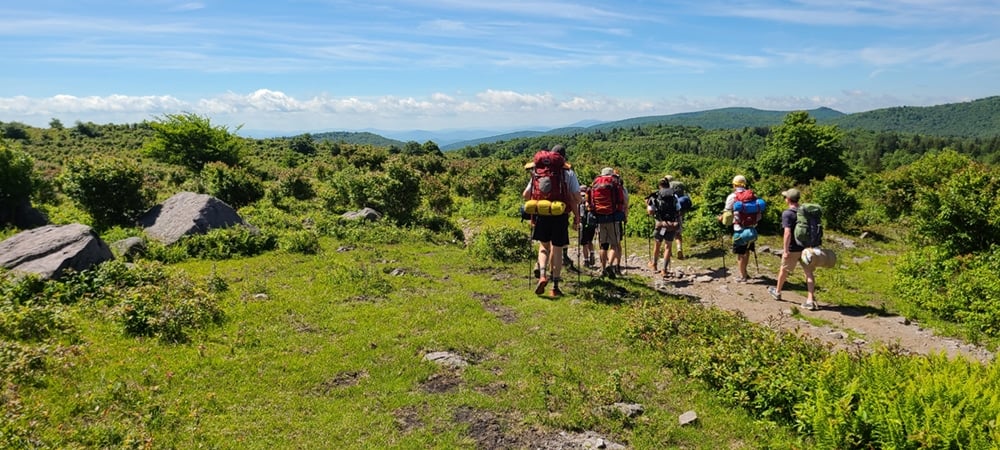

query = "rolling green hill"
824;96;1000;138
309;131;406;148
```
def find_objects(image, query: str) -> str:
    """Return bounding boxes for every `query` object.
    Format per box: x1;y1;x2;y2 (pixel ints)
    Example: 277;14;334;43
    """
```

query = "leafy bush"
274;168;316;201
895;246;1000;339
279;230;321;254
181;226;277;260
809;176;860;231
117;279;224;343
0;140;36;211
469;226;533;263
797;350;1000;449
910;164;1000;256
870;149;971;220
200;161;265;208
59;157;154;229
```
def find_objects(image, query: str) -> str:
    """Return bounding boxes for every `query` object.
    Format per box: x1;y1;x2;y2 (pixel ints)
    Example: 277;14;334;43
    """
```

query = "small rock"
336;246;355;252
853;338;868;345
852;256;872;264
679;410;698;426
833;237;856;249
390;268;406;276
253;293;269;300
695;275;713;283
828;331;849;340
900;317;911;325
609;402;644;418
423;351;468;369
758;245;771;254
859;231;871;240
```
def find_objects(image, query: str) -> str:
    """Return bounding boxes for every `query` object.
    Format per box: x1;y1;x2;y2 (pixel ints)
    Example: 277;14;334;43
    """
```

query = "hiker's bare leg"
738;254;750;278
775;253;792;293
803;264;816;303
537;242;551;278
674;234;683;259
662;244;673;275
551;245;564;280
650;240;661;269
599;244;609;269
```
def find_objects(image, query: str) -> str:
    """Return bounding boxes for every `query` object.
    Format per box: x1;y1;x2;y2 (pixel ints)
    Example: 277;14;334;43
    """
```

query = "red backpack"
529;150;567;203
589;175;624;216
733;189;765;227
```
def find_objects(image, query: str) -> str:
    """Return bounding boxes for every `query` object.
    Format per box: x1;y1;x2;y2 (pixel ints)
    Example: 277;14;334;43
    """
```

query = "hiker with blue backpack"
718;175;764;282
665;175;693;260
646;178;681;278
768;188;821;310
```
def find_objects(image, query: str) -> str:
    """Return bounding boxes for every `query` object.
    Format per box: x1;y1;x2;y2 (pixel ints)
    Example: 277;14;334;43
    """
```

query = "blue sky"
1;0;999;135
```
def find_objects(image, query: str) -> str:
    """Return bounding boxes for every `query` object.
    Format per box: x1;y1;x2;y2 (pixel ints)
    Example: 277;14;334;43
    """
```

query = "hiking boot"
660;270;670;278
647;260;656;270
563;255;574;268
533;268;541;279
767;287;782;301
803;301;818;311
534;277;548;295
602;267;616;279
676;250;684;260
550;285;564;297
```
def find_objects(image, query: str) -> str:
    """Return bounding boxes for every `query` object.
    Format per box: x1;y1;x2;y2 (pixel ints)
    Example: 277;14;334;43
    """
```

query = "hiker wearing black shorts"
523;145;580;297
578;185;597;267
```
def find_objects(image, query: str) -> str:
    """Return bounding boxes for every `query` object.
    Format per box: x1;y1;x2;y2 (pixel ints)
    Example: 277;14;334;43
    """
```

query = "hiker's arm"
782;226;793;254
522;182;531;201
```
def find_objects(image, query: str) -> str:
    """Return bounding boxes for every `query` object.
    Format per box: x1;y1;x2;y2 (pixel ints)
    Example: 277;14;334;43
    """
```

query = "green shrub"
117;279;224;343
895;246;1000;338
469;226;533;263
797;350;1000;449
0;140;36;212
809;176;860;231
59;157;154;229
275;168;316;201
181;226;277;260
200;161;264;208
910;164;1000;256
279;229;321;254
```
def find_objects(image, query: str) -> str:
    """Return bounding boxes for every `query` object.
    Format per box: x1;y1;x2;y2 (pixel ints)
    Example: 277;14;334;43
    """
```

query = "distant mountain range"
291;96;1000;150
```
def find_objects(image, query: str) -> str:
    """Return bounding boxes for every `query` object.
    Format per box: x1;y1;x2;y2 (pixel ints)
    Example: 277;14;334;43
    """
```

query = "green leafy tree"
60;157;154;229
911;163;1000;256
0;140;36;212
144;113;243;171
757;111;848;184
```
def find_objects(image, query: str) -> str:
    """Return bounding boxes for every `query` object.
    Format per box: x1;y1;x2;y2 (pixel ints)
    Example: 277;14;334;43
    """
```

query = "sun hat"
732;175;747;187
781;188;801;202
601;167;614;176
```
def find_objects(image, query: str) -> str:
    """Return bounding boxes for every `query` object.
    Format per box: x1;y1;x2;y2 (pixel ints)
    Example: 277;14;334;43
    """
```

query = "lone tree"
757;111;848;184
144;113;244;171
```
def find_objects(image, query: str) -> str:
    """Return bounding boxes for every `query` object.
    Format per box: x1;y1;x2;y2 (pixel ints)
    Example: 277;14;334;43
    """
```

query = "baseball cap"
781;188;801;202
601;167;614;176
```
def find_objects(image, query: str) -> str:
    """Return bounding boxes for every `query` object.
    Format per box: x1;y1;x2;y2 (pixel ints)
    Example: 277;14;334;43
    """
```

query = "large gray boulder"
0;223;114;280
138;192;251;245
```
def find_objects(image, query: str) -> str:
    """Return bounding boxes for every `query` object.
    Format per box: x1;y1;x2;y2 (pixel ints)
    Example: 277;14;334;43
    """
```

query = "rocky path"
565;244;994;363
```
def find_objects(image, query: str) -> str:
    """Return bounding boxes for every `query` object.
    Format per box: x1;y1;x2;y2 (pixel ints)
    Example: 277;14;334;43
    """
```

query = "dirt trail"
564;245;994;363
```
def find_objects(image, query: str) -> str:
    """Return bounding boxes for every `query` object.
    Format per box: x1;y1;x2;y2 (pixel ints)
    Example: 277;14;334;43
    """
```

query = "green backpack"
794;203;823;248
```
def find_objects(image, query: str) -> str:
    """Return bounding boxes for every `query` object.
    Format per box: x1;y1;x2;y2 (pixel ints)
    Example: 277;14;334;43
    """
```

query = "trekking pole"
752;245;760;276
621;219;627;276
720;230;727;278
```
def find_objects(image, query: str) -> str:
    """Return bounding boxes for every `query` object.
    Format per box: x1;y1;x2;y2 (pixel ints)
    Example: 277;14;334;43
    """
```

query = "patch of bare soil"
453;406;626;450
420;372;463;393
564;246;994;363
472;292;518;324
310;370;368;396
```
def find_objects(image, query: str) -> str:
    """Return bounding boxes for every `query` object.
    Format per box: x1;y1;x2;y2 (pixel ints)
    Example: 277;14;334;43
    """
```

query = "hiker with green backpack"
767;188;820;310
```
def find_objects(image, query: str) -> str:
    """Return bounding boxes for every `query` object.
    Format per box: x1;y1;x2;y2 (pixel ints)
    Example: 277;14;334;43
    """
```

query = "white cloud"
0;89;983;132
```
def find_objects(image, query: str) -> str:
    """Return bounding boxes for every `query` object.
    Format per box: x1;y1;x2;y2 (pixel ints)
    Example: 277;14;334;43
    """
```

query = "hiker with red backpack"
718;175;763;282
589;167;627;278
522;146;580;297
